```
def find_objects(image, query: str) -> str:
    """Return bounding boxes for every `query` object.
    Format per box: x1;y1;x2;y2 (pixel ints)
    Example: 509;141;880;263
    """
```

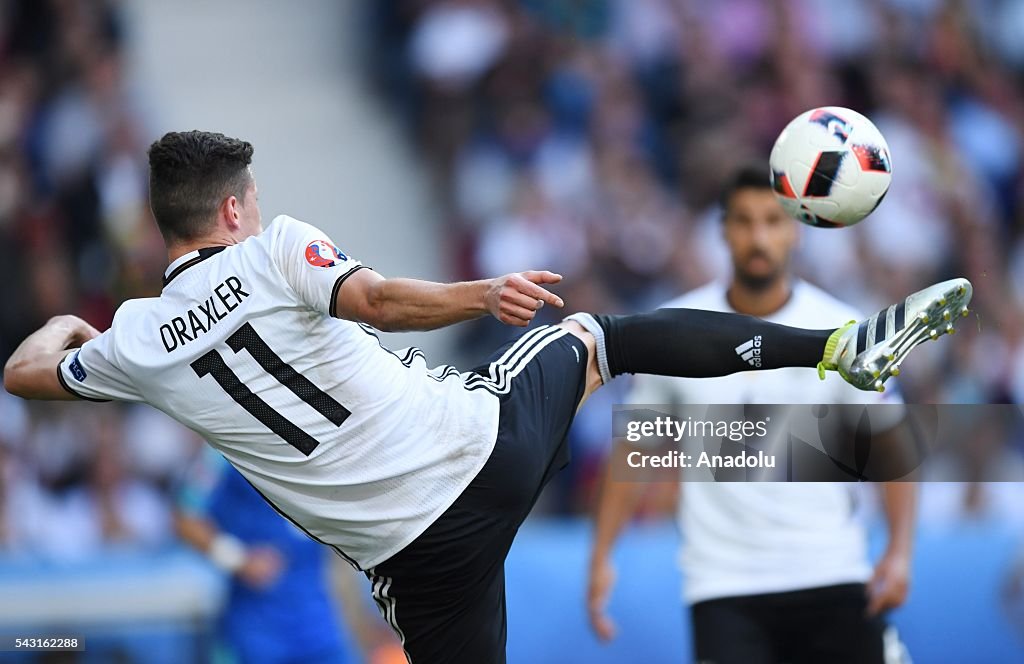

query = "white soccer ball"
769;106;892;228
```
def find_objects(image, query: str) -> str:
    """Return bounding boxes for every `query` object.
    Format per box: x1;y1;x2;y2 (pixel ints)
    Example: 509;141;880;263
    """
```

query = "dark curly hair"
148;131;254;242
720;163;773;216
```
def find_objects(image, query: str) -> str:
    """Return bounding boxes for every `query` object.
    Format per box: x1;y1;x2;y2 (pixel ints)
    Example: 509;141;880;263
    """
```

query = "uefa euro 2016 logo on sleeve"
305;239;347;268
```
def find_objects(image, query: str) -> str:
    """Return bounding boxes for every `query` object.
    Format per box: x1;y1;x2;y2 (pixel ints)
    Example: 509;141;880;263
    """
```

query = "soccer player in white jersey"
4;132;969;663
588;167;914;664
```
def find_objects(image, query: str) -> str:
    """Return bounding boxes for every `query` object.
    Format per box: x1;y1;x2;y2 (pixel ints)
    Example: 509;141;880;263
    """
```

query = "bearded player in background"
588;167;913;664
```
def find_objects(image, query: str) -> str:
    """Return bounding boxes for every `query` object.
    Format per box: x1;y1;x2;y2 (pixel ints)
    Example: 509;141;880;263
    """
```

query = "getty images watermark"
611;404;1024;482
624;415;774;469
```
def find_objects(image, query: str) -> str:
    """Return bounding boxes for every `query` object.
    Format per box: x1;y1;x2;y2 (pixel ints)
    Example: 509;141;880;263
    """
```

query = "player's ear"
220;195;242;231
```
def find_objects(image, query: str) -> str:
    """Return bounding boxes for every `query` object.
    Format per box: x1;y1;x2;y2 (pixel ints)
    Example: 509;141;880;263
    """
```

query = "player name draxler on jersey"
160;273;250;352
57;215;501;570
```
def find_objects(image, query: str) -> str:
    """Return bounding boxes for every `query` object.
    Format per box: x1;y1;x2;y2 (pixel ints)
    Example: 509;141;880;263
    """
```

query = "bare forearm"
174;512;218;553
368;278;490;332
867;482;916;614
4;316;96;399
175;512;251;574
881;482;917;556
337;269;563;331
7;317;80;366
591;443;647;565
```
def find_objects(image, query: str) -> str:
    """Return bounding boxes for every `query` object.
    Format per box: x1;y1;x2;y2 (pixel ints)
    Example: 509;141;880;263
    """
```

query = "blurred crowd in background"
369;0;1024;404
1;0;1024;643
0;0;181;559
367;0;1024;513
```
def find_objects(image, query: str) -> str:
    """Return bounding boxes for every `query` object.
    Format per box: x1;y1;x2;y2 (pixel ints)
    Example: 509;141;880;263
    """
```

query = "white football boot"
818;278;973;392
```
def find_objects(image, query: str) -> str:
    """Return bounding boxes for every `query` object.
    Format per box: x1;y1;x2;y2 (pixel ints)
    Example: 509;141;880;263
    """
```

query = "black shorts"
691;583;908;664
365;325;589;664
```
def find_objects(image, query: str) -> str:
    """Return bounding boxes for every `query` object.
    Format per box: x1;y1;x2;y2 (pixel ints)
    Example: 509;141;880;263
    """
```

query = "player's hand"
49;315;101;348
486;271;564;327
237;546;284;588
587;556;618;641
866;549;911;615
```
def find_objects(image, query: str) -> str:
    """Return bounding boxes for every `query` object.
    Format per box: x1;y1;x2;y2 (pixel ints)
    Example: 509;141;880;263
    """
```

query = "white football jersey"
627;280;892;604
58;215;500;569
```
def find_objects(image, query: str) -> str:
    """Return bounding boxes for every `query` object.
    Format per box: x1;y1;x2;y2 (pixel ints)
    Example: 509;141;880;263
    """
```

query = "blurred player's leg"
691;584;906;664
690;596;778;664
774;584;905;664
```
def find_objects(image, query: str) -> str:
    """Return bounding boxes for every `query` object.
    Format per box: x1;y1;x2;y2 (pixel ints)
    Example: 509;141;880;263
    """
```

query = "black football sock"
565;309;836;383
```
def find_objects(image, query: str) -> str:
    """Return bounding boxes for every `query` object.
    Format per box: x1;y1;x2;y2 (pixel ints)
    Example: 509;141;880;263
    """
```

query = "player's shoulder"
658;281;728;311
267;213;316;235
263;214;346;265
790;279;864;323
100;296;166;358
263;214;317;247
109;296;160;328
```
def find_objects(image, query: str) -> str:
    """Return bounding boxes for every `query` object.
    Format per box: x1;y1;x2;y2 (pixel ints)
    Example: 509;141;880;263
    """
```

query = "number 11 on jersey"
191;322;351;455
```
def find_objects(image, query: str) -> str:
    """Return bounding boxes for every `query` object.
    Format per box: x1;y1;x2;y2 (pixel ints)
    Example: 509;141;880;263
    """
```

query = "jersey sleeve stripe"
56;357;111;403
329;265;372;318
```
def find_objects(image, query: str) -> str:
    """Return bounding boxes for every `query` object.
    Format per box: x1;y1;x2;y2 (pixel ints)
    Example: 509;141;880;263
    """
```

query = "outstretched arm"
334;268;565;332
3;315;100;400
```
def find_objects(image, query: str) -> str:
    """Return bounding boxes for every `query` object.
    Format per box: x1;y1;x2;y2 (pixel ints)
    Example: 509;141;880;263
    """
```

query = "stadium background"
0;0;1023;661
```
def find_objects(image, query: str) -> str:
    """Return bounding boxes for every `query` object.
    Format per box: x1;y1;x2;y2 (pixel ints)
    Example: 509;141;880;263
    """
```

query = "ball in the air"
769;106;892;228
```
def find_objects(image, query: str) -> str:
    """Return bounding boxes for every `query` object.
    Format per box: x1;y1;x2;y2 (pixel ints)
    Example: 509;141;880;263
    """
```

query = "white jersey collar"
163;246;227;287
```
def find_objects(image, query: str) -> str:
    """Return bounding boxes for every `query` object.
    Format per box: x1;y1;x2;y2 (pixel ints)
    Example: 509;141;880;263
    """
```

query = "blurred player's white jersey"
58;215;500;569
628;280;890;605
